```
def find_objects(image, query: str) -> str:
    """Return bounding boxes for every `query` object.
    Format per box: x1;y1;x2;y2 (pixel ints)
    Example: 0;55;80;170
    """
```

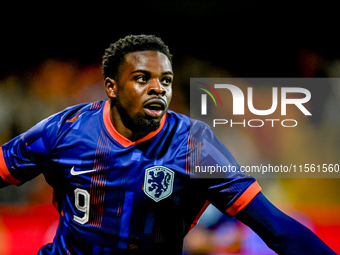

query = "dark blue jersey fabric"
236;192;336;255
0;100;261;254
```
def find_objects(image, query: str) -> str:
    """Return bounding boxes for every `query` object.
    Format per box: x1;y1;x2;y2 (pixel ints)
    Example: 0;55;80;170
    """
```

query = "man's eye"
161;77;172;85
136;76;147;84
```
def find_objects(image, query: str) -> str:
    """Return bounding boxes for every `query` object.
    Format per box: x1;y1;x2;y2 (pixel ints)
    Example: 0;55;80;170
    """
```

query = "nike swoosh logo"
70;166;97;176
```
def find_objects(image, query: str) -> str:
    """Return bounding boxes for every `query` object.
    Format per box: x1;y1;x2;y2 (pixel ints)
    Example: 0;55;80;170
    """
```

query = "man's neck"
109;107;149;142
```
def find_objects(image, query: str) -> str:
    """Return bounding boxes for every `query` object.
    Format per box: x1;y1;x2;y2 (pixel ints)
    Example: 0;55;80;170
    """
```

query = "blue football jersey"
0;100;261;254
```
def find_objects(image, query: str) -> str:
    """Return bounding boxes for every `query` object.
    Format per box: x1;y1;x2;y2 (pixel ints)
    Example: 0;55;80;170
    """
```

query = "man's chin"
134;117;160;133
116;102;163;133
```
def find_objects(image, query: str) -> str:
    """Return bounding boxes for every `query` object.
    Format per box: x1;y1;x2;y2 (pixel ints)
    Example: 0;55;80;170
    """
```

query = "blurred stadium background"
1;1;339;254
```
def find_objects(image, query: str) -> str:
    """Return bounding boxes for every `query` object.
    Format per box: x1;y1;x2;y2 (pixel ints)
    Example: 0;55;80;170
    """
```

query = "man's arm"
235;192;336;255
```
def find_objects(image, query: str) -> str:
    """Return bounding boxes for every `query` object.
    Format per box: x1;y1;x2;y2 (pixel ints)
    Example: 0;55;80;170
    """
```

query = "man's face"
111;51;173;133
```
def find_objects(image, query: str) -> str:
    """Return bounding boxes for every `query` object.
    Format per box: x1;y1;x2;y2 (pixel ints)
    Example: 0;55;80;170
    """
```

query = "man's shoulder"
60;101;104;117
29;101;105;138
166;110;212;137
166;110;190;125
51;101;104;124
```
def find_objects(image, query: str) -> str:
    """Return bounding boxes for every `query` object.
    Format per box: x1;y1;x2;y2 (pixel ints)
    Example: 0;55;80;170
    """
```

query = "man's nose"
148;79;166;95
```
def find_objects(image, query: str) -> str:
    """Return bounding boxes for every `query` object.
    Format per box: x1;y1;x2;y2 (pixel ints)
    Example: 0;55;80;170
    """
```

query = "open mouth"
143;99;166;117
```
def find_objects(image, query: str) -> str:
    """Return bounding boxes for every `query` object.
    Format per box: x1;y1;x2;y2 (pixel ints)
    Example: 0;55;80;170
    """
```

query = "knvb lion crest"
143;166;174;202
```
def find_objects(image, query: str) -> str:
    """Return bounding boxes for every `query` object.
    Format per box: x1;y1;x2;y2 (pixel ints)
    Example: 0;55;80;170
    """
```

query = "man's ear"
105;77;117;99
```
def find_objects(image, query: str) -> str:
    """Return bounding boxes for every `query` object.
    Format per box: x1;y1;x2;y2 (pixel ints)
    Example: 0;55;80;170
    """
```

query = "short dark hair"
102;34;172;80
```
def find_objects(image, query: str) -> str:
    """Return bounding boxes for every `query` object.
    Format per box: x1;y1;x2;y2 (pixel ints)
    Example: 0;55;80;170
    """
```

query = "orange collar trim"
103;100;167;148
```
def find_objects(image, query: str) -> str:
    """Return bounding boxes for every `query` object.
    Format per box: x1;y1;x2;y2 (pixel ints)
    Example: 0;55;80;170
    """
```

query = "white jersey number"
73;188;90;225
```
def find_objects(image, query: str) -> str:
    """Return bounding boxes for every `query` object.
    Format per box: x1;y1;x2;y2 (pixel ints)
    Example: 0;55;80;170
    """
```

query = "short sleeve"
0;105;84;185
189;119;261;217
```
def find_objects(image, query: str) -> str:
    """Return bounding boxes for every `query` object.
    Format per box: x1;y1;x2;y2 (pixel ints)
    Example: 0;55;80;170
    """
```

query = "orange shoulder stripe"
188;200;210;233
226;181;262;216
0;147;21;185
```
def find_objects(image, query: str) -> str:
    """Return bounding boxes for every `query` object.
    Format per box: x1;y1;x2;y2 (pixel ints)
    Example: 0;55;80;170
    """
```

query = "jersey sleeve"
0;105;85;186
189;119;262;217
